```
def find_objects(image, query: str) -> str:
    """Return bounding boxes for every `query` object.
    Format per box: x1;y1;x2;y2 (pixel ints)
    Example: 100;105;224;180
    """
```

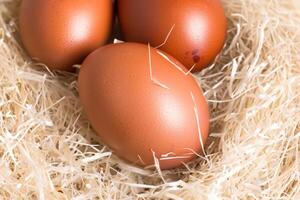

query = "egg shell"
19;0;113;71
117;0;227;72
78;43;210;169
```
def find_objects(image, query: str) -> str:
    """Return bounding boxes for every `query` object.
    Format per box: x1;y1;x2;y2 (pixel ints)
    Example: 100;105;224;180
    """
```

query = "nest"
0;0;299;199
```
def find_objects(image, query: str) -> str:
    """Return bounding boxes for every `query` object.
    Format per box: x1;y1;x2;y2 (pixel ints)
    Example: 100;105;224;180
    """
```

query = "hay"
0;0;299;199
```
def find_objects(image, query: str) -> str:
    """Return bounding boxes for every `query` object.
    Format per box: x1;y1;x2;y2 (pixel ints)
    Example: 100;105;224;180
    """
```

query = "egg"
78;43;210;169
19;0;113;71
117;0;227;72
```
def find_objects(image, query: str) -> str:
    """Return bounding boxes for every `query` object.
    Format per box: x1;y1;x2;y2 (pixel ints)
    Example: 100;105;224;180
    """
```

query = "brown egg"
78;43;210;169
117;0;227;72
19;0;113;71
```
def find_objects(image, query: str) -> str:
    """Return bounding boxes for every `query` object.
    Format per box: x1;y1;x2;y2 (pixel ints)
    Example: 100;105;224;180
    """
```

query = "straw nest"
0;0;299;199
